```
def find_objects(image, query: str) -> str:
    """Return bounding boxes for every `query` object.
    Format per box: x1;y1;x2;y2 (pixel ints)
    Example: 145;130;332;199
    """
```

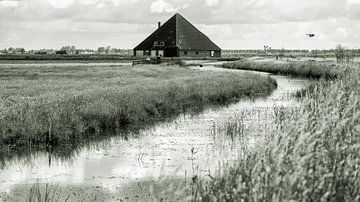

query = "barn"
134;13;221;58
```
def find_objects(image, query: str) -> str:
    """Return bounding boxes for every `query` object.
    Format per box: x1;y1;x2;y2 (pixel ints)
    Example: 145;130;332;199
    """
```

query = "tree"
97;47;105;54
15;48;25;54
60;46;71;54
70;46;76;54
348;51;355;62
105;46;111;54
335;44;345;63
60;45;76;54
8;47;14;54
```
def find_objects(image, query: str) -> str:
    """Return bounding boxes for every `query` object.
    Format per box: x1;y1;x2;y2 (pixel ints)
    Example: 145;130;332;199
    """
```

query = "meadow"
223;59;341;79
0;63;277;151
191;64;360;201
0;54;133;61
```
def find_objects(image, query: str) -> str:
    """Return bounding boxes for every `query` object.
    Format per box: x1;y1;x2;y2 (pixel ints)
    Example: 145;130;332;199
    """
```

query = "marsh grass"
224;59;341;79
193;65;360;201
0;64;277;150
28;183;64;202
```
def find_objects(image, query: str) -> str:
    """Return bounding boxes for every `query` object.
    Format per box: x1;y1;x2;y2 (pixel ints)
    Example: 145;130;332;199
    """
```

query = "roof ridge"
175;13;179;46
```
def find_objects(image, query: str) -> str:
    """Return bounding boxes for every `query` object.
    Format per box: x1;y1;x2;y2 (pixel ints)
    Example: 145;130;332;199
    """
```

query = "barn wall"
179;50;221;57
135;50;143;57
134;49;168;57
213;50;221;57
135;49;221;57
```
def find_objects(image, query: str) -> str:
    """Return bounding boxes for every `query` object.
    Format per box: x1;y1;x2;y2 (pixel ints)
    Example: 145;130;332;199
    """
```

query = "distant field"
0;54;133;62
0;63;276;150
223;59;342;79
0;54;238;63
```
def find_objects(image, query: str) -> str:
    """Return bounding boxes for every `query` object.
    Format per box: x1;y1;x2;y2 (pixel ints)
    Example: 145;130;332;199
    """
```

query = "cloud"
0;0;20;7
336;28;349;38
78;0;142;7
40;0;74;9
346;0;360;19
150;0;176;13
0;0;354;24
347;0;360;5
204;0;218;7
1;0;360;49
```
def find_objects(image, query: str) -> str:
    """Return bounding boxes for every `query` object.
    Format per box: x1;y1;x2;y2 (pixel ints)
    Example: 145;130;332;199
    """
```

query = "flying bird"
307;33;315;38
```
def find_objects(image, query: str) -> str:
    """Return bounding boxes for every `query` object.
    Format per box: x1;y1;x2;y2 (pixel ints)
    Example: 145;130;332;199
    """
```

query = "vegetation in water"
223;59;341;79
192;65;360;201
0;64;277;151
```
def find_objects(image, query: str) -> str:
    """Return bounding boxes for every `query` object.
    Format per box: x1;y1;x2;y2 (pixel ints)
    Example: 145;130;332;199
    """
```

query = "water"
0;65;312;200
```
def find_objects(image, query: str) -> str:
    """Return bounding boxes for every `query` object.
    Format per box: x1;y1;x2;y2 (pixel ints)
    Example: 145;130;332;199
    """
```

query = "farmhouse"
134;13;221;58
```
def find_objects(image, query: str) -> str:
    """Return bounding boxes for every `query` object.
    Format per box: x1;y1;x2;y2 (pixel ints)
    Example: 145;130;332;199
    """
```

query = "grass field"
0;54;133;61
223;59;342;79
0;54;237;63
192;64;360;201
0;64;277;151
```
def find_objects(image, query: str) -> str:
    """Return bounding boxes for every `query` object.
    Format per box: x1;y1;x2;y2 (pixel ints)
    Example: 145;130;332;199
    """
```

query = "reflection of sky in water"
0;66;312;194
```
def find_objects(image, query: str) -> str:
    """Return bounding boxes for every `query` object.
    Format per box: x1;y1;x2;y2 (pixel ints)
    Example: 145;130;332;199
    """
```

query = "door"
151;50;157;57
164;48;178;57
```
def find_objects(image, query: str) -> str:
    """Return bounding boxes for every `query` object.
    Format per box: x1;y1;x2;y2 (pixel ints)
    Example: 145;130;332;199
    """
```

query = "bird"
307;33;315;38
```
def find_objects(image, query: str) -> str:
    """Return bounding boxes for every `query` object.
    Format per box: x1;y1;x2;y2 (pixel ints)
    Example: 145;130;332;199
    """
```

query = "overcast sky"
1;0;360;50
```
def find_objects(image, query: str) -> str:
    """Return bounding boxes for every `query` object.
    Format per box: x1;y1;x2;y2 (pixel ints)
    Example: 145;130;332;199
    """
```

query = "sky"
1;0;360;50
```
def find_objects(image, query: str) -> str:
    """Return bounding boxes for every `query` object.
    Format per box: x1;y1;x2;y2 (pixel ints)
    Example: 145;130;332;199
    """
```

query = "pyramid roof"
134;13;221;51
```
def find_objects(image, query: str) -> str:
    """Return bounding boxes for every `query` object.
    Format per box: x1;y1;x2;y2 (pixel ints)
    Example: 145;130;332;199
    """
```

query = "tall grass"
0;64;277;150
223;60;341;79
28;183;63;202
194;65;360;201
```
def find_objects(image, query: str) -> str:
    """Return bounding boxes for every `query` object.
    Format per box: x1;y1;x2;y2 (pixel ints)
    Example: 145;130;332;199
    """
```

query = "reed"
223;60;341;79
28;183;63;202
194;65;360;201
0;64;277;150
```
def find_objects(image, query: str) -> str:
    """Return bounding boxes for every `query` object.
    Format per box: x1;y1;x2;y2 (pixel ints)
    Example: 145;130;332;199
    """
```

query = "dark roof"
134;13;221;51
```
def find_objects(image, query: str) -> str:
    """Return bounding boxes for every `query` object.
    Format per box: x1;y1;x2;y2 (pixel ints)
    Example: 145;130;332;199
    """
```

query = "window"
184;51;187;55
154;41;165;47
196;51;199;55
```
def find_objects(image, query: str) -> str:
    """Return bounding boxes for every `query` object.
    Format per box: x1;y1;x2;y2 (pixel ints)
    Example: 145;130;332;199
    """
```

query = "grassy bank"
0;64;277;150
194;65;360;201
223;59;341;79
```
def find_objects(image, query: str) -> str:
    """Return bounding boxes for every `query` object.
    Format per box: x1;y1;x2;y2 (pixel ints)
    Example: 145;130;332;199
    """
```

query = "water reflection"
0;66;312;196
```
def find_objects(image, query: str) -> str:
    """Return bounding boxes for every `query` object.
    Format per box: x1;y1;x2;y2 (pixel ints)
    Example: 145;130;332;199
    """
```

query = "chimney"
158;22;161;29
